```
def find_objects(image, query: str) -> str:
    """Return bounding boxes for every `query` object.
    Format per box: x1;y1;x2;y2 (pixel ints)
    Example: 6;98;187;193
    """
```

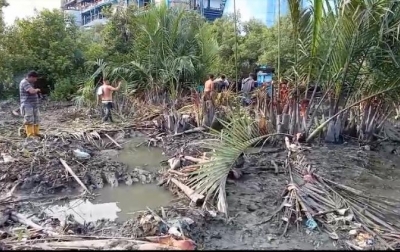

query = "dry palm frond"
269;143;400;249
69;131;108;150
187;110;282;216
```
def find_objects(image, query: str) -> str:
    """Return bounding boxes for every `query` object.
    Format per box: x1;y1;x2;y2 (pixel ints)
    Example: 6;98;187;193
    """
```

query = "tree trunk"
202;100;214;127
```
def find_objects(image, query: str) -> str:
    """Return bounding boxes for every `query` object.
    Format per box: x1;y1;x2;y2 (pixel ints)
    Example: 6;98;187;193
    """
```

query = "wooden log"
144;236;196;250
170;178;204;204
183;155;208;164
31;239;179;250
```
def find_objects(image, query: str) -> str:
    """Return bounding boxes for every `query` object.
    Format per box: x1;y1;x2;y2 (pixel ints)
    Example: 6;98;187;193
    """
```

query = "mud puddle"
93;184;173;221
43;184;173;224
117;136;166;173
44;199;121;224
82;135;173;222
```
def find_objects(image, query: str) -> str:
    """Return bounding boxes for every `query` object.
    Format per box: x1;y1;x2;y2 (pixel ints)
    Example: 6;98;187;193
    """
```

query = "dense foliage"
0;1;294;100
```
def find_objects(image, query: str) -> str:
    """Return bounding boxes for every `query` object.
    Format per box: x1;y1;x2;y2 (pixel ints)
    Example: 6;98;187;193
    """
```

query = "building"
61;0;138;27
61;0;227;27
167;0;227;21
224;0;311;27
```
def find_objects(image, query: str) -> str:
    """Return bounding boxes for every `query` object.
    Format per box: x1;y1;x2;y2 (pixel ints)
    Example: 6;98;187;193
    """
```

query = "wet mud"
1;101;400;250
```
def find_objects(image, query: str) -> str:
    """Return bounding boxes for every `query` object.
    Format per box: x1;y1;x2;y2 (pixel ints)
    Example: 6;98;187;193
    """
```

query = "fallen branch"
60;158;90;194
170;178;204;204
271;160;279;174
183;155;208;164
10;212;58;236
180;166;199;173
168;169;189;177
0;182;19;201
105;134;122;149
172;127;206;137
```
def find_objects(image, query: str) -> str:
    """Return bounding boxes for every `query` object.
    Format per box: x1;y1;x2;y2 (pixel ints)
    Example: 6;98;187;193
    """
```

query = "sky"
3;0;60;25
2;0;281;26
224;0;270;23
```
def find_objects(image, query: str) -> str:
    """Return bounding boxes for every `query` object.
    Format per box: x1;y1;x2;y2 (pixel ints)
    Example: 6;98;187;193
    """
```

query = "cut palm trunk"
170;178;204;204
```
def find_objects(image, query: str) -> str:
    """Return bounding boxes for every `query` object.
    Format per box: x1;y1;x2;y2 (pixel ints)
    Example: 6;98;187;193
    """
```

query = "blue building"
61;0;227;27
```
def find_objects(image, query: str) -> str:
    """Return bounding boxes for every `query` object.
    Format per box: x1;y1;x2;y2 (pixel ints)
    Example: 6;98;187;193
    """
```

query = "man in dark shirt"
19;71;40;137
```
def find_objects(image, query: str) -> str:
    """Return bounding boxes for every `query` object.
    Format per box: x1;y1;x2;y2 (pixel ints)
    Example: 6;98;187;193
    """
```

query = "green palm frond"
188;111;285;216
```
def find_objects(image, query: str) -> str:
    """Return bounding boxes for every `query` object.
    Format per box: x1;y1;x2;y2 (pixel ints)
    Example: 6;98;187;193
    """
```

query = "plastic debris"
166;217;195;237
349;229;358;236
306;218;317;230
355;232;374;248
168;226;182;237
168;217;194;231
208;210;217;217
0;153;16;164
73;149;90;159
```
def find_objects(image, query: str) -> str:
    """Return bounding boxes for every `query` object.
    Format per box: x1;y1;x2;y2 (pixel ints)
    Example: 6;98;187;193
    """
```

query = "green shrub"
50;78;79;101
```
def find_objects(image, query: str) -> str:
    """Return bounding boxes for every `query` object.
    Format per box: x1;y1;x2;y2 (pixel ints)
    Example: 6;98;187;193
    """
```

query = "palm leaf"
187;111;284;216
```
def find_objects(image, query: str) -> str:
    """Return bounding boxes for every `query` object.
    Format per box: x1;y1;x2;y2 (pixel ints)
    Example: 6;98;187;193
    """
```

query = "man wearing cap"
19;71;41;137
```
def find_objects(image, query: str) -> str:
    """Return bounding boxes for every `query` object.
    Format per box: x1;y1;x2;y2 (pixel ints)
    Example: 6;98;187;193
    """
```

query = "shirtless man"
203;74;214;100
97;79;121;122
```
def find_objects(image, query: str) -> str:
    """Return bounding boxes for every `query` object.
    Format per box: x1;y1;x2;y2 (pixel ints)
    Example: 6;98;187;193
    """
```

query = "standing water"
95;136;173;220
94;184;173;221
46;136;174;223
117;136;166;172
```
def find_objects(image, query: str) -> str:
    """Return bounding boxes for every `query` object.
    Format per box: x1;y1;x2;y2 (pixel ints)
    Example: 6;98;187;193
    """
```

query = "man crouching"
19;71;41;137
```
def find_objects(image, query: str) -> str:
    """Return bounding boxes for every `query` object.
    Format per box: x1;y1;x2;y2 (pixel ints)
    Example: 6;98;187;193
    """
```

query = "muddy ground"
1;100;400;250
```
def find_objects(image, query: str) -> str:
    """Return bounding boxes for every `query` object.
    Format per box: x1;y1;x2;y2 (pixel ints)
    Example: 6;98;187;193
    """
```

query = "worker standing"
214;74;229;93
19;71;41;137
241;73;256;105
203;74;215;101
97;79;121;123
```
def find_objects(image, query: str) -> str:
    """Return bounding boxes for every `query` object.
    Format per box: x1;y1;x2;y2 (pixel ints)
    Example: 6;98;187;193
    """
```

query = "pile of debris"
267;137;400;250
0;190;198;250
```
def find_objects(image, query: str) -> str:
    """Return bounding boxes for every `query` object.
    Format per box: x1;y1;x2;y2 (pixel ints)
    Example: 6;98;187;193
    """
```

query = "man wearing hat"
19;71;41;137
